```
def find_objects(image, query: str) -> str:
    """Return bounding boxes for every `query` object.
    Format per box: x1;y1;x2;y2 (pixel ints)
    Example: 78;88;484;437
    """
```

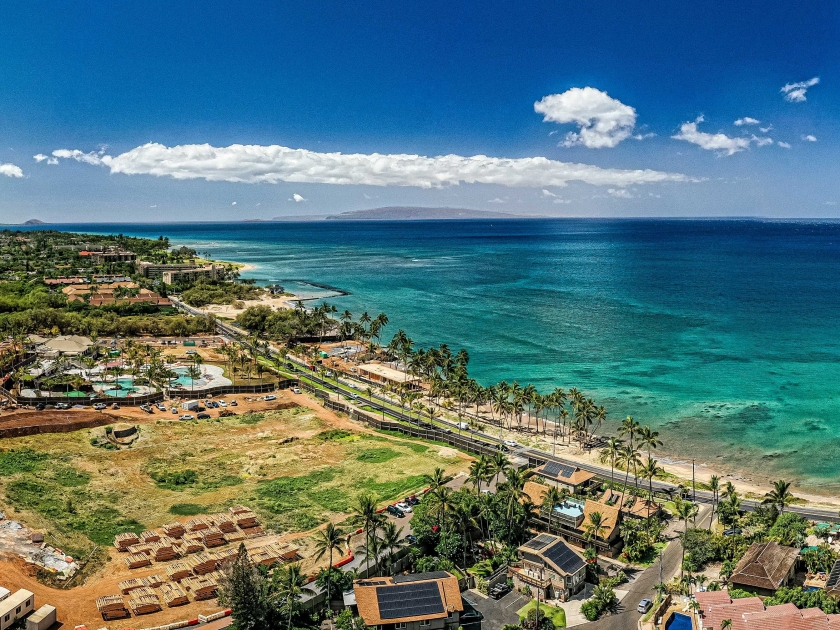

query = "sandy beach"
196;292;301;318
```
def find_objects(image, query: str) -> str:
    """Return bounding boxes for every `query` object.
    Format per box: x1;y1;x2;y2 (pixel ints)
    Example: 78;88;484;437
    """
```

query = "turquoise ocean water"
37;219;840;492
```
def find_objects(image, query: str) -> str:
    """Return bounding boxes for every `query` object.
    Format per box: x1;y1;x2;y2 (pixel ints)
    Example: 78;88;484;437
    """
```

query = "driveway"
465;588;527;630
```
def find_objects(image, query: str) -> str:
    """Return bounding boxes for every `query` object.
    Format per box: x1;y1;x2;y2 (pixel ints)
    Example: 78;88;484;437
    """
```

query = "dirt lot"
0;394;470;628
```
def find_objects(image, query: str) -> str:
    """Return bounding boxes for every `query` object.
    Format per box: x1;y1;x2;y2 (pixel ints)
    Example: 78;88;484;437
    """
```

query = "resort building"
35;335;95;358
44;276;88;285
694;591;840;630
357;362;422;389
90;249;137;263
137;261;218;282
62;282;171;307
531;460;597;495
509;533;587;602
353;571;463;630
523;481;623;557
728;541;799;596
0;589;35;630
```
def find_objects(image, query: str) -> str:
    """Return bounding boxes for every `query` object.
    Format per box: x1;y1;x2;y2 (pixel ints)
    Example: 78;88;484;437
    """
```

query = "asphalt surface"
467;589;528;630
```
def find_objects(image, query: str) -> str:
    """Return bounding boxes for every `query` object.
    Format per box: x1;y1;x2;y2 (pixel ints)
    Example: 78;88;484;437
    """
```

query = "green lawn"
517;600;567;628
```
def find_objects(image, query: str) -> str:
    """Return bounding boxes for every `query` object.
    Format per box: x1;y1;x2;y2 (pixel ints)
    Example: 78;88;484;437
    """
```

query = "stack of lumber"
242;525;265;538
234;511;259;529
166;561;192;581
150;539;179;561
125;553;152;569
144;574;164;588
186;516;211;532
228;505;251;515
213;514;237;533
119;574;165;594
201;526;225;548
160;582;189;607
224;530;246;544
127;542;154;556
127;588;162;615
163;522;186;539
211;547;238;566
180;533;205;554
188;552;218;575
183;574;218;600
141;530;161;543
114;532;140;552
249;543;287;566
95;595;129;620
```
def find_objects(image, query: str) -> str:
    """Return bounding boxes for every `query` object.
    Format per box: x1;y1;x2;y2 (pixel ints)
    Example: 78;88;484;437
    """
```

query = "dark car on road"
489;584;511;599
459;609;484;625
386;505;405;518
197;413;211;419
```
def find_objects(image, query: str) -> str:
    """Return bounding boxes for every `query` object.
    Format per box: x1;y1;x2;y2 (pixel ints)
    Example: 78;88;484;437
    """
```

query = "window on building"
395;623;407;629
447;612;453;619
16;606;21;613
421;621;431;627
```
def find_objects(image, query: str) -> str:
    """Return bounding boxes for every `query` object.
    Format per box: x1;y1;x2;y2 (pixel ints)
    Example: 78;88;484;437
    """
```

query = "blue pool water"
28;219;840;491
665;613;692;630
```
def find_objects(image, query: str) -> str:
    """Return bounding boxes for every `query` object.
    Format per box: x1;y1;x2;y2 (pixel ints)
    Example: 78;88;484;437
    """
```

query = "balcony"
513;567;551;589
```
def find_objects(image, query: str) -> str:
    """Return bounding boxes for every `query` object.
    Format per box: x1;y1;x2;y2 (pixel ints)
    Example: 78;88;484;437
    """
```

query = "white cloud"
231;201;237;205
553;198;572;204
292;193;306;202
759;125;773;133
633;132;656;140
50;142;694;189
734;117;760;126
150;204;157;208
534;87;638;148
487;198;506;204
672;116;772;156
802;134;817;142
541;189;557;197
607;188;634;199
824;201;837;206
778;141;792;149
781;77;819;103
34;154;48;162
0;163;23;178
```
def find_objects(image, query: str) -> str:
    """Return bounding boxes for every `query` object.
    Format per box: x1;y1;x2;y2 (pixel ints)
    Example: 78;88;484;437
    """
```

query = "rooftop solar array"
393;571;451;583
376;582;444;619
540;461;576;479
543;540;586;574
827;559;840;589
523;534;556;550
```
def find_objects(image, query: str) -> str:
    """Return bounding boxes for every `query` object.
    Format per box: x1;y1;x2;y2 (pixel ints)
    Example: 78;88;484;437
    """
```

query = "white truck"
181;399;200;411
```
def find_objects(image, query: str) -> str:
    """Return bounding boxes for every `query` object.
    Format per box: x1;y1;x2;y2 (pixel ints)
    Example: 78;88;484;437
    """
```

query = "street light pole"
692;459;696;502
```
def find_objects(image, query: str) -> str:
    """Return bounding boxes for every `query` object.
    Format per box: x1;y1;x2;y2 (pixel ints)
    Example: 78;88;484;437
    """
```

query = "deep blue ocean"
30;219;840;491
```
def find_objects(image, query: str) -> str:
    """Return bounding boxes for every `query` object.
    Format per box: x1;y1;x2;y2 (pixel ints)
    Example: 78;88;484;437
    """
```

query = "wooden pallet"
96;594;129;619
125;553;152;569
114;532;140;551
234;511;259;529
163;522;186;539
150;540;179;561
249;543;286;566
160;582;189;607
166;561;192;581
202;526;225;548
241;526;265;538
187;552;218;575
141;530;161;543
213;515;237;533
224;531;246;543
228;505;251;515
182;574;218;600
128;589;162;615
127;542;154;556
180;534;205;554
186;516;211;532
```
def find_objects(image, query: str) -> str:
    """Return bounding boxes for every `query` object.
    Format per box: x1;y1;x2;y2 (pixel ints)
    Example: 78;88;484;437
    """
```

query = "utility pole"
692;459;696;502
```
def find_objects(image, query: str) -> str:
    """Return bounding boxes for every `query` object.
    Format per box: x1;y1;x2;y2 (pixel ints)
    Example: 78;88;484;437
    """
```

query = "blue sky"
0;1;837;221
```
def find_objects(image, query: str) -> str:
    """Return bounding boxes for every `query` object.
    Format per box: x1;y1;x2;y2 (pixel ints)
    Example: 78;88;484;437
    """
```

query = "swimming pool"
665;612;693;630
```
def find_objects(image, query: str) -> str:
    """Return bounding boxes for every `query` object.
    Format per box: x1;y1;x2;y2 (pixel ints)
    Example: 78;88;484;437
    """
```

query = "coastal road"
172;297;840;524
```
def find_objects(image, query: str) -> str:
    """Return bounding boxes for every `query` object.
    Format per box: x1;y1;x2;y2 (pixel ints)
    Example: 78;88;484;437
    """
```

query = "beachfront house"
532;460;597;495
509;533;587;602
524;481;624;557
728;541;799;596
357;362;422;390
353;571;463;630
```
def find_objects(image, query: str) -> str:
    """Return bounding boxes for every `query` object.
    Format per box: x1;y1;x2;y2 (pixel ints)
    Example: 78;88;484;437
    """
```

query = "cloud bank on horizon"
50;143;695;188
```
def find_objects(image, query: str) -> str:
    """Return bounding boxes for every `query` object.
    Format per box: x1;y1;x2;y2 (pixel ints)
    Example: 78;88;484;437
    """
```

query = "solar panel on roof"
827;559;840;589
543;540;586;574
376;582;444;619
541;461;576;479
393;571;450;583
523;534;555;550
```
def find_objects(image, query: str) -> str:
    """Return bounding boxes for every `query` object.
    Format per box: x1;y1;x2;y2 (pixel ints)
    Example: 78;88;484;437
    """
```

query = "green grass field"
517;600;567;628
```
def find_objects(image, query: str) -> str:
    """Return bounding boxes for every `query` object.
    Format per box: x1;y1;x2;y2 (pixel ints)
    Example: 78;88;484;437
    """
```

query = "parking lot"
464;588;526;630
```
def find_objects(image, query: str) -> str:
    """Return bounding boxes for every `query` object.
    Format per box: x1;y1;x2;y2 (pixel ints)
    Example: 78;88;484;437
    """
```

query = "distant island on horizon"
271;206;530;222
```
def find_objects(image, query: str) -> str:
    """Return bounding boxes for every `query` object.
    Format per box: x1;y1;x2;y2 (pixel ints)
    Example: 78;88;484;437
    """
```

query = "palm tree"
584;511;606;569
674;497;699;577
599;437;624;492
425;467;452;490
186;364;201;396
379;521;404;576
468;455;491;495
491;451;510;490
617;444;641;506
618;416;642;487
542;486;564;534
352;495;379;574
709;475;720;530
639;456;663;521
638;426;662;460
312;523;344;606
274;563;314;630
763;479;795;514
721;620;732;630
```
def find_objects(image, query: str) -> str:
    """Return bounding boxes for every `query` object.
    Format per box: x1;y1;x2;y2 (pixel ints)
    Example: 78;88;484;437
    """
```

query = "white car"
265;395;277;401
93;403;107;410
157;403;167;411
291;387;301;394
503;439;519;448
179;414;195;420
218;401;228;407
396;502;413;513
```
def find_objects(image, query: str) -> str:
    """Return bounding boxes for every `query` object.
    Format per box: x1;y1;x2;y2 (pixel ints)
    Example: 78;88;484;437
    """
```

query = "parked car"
230;400;238;406
140;404;152;413
395;502;413;513
723;528;742;536
93;402;107;410
265;395;277;401
503;439;518;447
156;403;167;411
55;402;70;410
386;505;405;518
460;610;484;624
457;422;470;430
405;534;418;544
179;414;195;420
405;495;420;506
218;400;228;407
197;413;211;419
171;407;179;414
291;387;301;394
35;403;46;411
489;584;511;599
637;599;653;614
185;349;197;355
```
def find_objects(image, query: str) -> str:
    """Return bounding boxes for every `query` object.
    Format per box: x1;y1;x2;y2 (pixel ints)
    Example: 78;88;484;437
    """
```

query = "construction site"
0;389;468;627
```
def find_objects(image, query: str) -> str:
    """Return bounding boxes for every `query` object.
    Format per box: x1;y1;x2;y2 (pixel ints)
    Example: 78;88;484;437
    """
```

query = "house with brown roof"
532;460;597;495
353;572;463;630
729;541;799;596
510;533;587;602
696;591;840;630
